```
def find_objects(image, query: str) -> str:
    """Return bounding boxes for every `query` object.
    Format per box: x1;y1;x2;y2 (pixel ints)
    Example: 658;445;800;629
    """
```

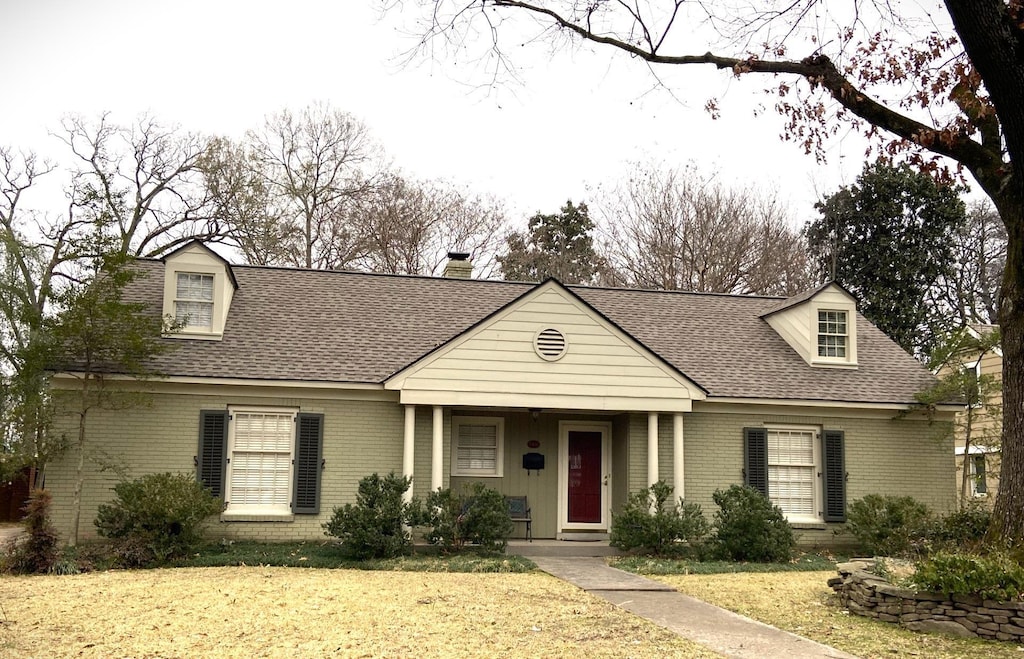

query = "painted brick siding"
627;411;955;547
45;392;412;542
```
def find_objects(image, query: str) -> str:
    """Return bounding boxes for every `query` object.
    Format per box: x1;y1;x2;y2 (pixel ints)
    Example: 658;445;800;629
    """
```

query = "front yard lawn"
661;570;1024;659
0;567;715;658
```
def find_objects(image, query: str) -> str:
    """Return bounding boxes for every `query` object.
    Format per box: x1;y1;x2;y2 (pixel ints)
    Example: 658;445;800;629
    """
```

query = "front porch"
400;406;689;541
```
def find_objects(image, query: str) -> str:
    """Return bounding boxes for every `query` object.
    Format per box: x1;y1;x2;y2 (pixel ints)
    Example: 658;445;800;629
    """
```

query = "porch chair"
505;495;532;542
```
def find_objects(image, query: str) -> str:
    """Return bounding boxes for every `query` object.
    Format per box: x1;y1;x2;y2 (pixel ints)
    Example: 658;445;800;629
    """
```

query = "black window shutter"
197;410;228;499
293;413;324;514
822;430;846;522
743;427;769;497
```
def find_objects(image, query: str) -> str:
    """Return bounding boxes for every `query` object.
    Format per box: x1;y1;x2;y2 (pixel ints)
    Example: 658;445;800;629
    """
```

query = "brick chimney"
443;251;473;279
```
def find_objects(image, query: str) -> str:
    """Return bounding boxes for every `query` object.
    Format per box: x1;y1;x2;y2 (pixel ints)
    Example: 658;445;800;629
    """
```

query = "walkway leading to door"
526;556;858;659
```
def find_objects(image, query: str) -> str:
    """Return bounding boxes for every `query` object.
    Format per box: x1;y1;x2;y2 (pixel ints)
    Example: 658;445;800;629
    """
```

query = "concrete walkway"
526;556;857;659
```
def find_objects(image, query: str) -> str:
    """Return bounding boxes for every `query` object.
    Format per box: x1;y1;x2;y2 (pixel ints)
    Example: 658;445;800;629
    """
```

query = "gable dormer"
161;241;237;340
761;283;858;368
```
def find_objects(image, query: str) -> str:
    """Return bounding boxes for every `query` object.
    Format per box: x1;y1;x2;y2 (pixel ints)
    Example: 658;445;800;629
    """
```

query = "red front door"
567;430;603;524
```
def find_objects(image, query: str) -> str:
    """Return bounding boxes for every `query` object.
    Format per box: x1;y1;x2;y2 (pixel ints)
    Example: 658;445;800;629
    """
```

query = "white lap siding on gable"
393;287;700;410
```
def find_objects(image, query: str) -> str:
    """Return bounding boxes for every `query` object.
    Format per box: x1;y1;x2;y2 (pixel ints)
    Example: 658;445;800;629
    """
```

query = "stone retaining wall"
829;559;1024;641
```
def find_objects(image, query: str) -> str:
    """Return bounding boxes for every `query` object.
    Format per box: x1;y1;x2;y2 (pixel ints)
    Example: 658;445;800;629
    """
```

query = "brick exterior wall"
45;389;954;547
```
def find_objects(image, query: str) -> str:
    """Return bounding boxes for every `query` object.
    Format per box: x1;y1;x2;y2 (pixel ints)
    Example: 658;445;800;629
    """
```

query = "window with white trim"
964;359;983;408
451;416;504;477
225;409;295;514
970;454;988;497
767;427;821;522
175;272;215;330
817;310;848;359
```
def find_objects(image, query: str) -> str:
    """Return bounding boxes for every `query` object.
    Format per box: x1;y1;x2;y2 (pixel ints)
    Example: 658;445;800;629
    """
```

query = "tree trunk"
990;195;1024;544
67;376;90;547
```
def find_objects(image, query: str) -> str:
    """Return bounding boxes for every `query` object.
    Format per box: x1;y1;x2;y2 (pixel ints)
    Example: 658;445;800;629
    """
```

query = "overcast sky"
1;0;877;225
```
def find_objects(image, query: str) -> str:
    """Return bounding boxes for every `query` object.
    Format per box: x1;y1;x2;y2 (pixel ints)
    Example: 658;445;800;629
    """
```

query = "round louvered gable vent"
534;328;567;361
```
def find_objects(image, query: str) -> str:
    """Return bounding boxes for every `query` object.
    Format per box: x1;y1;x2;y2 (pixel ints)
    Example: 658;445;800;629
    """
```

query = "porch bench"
505;495;532;542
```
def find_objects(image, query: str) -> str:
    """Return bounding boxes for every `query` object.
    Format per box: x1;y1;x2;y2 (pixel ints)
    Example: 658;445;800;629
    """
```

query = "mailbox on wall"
522;452;545;473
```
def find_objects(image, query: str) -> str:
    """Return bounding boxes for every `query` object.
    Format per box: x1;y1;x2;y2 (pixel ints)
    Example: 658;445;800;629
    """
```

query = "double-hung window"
767;427;820;522
225;409;295;515
175;272;215;331
451;416;504;477
817;310;848;359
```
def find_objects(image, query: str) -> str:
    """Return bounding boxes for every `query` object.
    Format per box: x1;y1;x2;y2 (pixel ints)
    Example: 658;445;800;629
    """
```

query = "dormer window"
175;273;215;330
817;310;848;359
761;283;858;368
161;241;237;341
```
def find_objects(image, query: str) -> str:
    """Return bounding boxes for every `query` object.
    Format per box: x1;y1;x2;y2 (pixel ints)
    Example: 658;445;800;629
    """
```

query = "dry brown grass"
660;570;1024;659
0;567;718;658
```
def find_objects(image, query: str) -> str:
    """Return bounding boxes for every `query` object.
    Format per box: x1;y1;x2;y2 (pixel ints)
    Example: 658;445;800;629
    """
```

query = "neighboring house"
45;242;958;545
951;324;1003;503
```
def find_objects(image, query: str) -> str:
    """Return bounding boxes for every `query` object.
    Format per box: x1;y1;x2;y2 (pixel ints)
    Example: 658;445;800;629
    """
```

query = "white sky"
0;0;876;226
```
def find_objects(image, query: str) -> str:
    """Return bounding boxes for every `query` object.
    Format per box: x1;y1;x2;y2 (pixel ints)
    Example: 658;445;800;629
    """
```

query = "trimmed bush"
94;472;222;567
610;480;709;557
2;489;59;574
712;485;795;562
425;482;513;553
845;494;932;557
323;472;423;559
911;552;1024;601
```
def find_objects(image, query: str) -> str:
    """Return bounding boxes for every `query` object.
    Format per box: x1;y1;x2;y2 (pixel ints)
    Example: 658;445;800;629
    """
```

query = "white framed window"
817;310;848;359
767;427;821;523
970;454;988;497
964;359;983;408
451;416;504;477
175;272;215;330
225;408;296;515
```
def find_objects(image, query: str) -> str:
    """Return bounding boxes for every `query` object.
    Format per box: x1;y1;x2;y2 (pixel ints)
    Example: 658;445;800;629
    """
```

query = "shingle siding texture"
127;259;936;404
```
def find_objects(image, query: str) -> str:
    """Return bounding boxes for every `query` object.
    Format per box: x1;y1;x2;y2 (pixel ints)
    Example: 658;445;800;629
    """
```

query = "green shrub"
610;481;709;557
425;482;514;554
2;489;59;574
94;472;222;567
711;485;795;562
323;472;423;559
927;503;991;552
845;494;932;557
911;552;1024;601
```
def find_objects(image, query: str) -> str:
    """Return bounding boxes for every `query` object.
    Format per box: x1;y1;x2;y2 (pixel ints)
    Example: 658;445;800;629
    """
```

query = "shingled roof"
128;259;938;405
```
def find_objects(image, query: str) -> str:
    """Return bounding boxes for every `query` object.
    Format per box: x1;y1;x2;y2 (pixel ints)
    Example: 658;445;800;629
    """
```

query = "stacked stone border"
829;559;1024;641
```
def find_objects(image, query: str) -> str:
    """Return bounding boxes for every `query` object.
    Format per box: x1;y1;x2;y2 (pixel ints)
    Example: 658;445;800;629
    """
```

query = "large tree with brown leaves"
393;0;1024;545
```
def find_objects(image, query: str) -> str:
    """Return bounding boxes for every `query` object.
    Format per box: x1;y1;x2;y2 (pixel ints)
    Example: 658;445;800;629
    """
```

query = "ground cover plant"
175;540;535;573
0;567;714;658
612;552;839;575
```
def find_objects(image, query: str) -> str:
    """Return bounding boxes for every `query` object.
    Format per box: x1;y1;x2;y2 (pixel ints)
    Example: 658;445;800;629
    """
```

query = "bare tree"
58;113;224;257
928;200;1006;329
598;163;812;295
200;137;296;266
355;173;507;276
246;103;380;269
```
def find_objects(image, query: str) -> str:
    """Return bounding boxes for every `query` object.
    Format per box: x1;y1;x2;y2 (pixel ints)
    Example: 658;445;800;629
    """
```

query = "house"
45;242;958;545
949;324;1003;503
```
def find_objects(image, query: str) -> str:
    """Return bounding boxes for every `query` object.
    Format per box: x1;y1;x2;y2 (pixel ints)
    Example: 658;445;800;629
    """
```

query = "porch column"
431;405;443;492
403;405;416;503
647;412;659;488
673;413;685;505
